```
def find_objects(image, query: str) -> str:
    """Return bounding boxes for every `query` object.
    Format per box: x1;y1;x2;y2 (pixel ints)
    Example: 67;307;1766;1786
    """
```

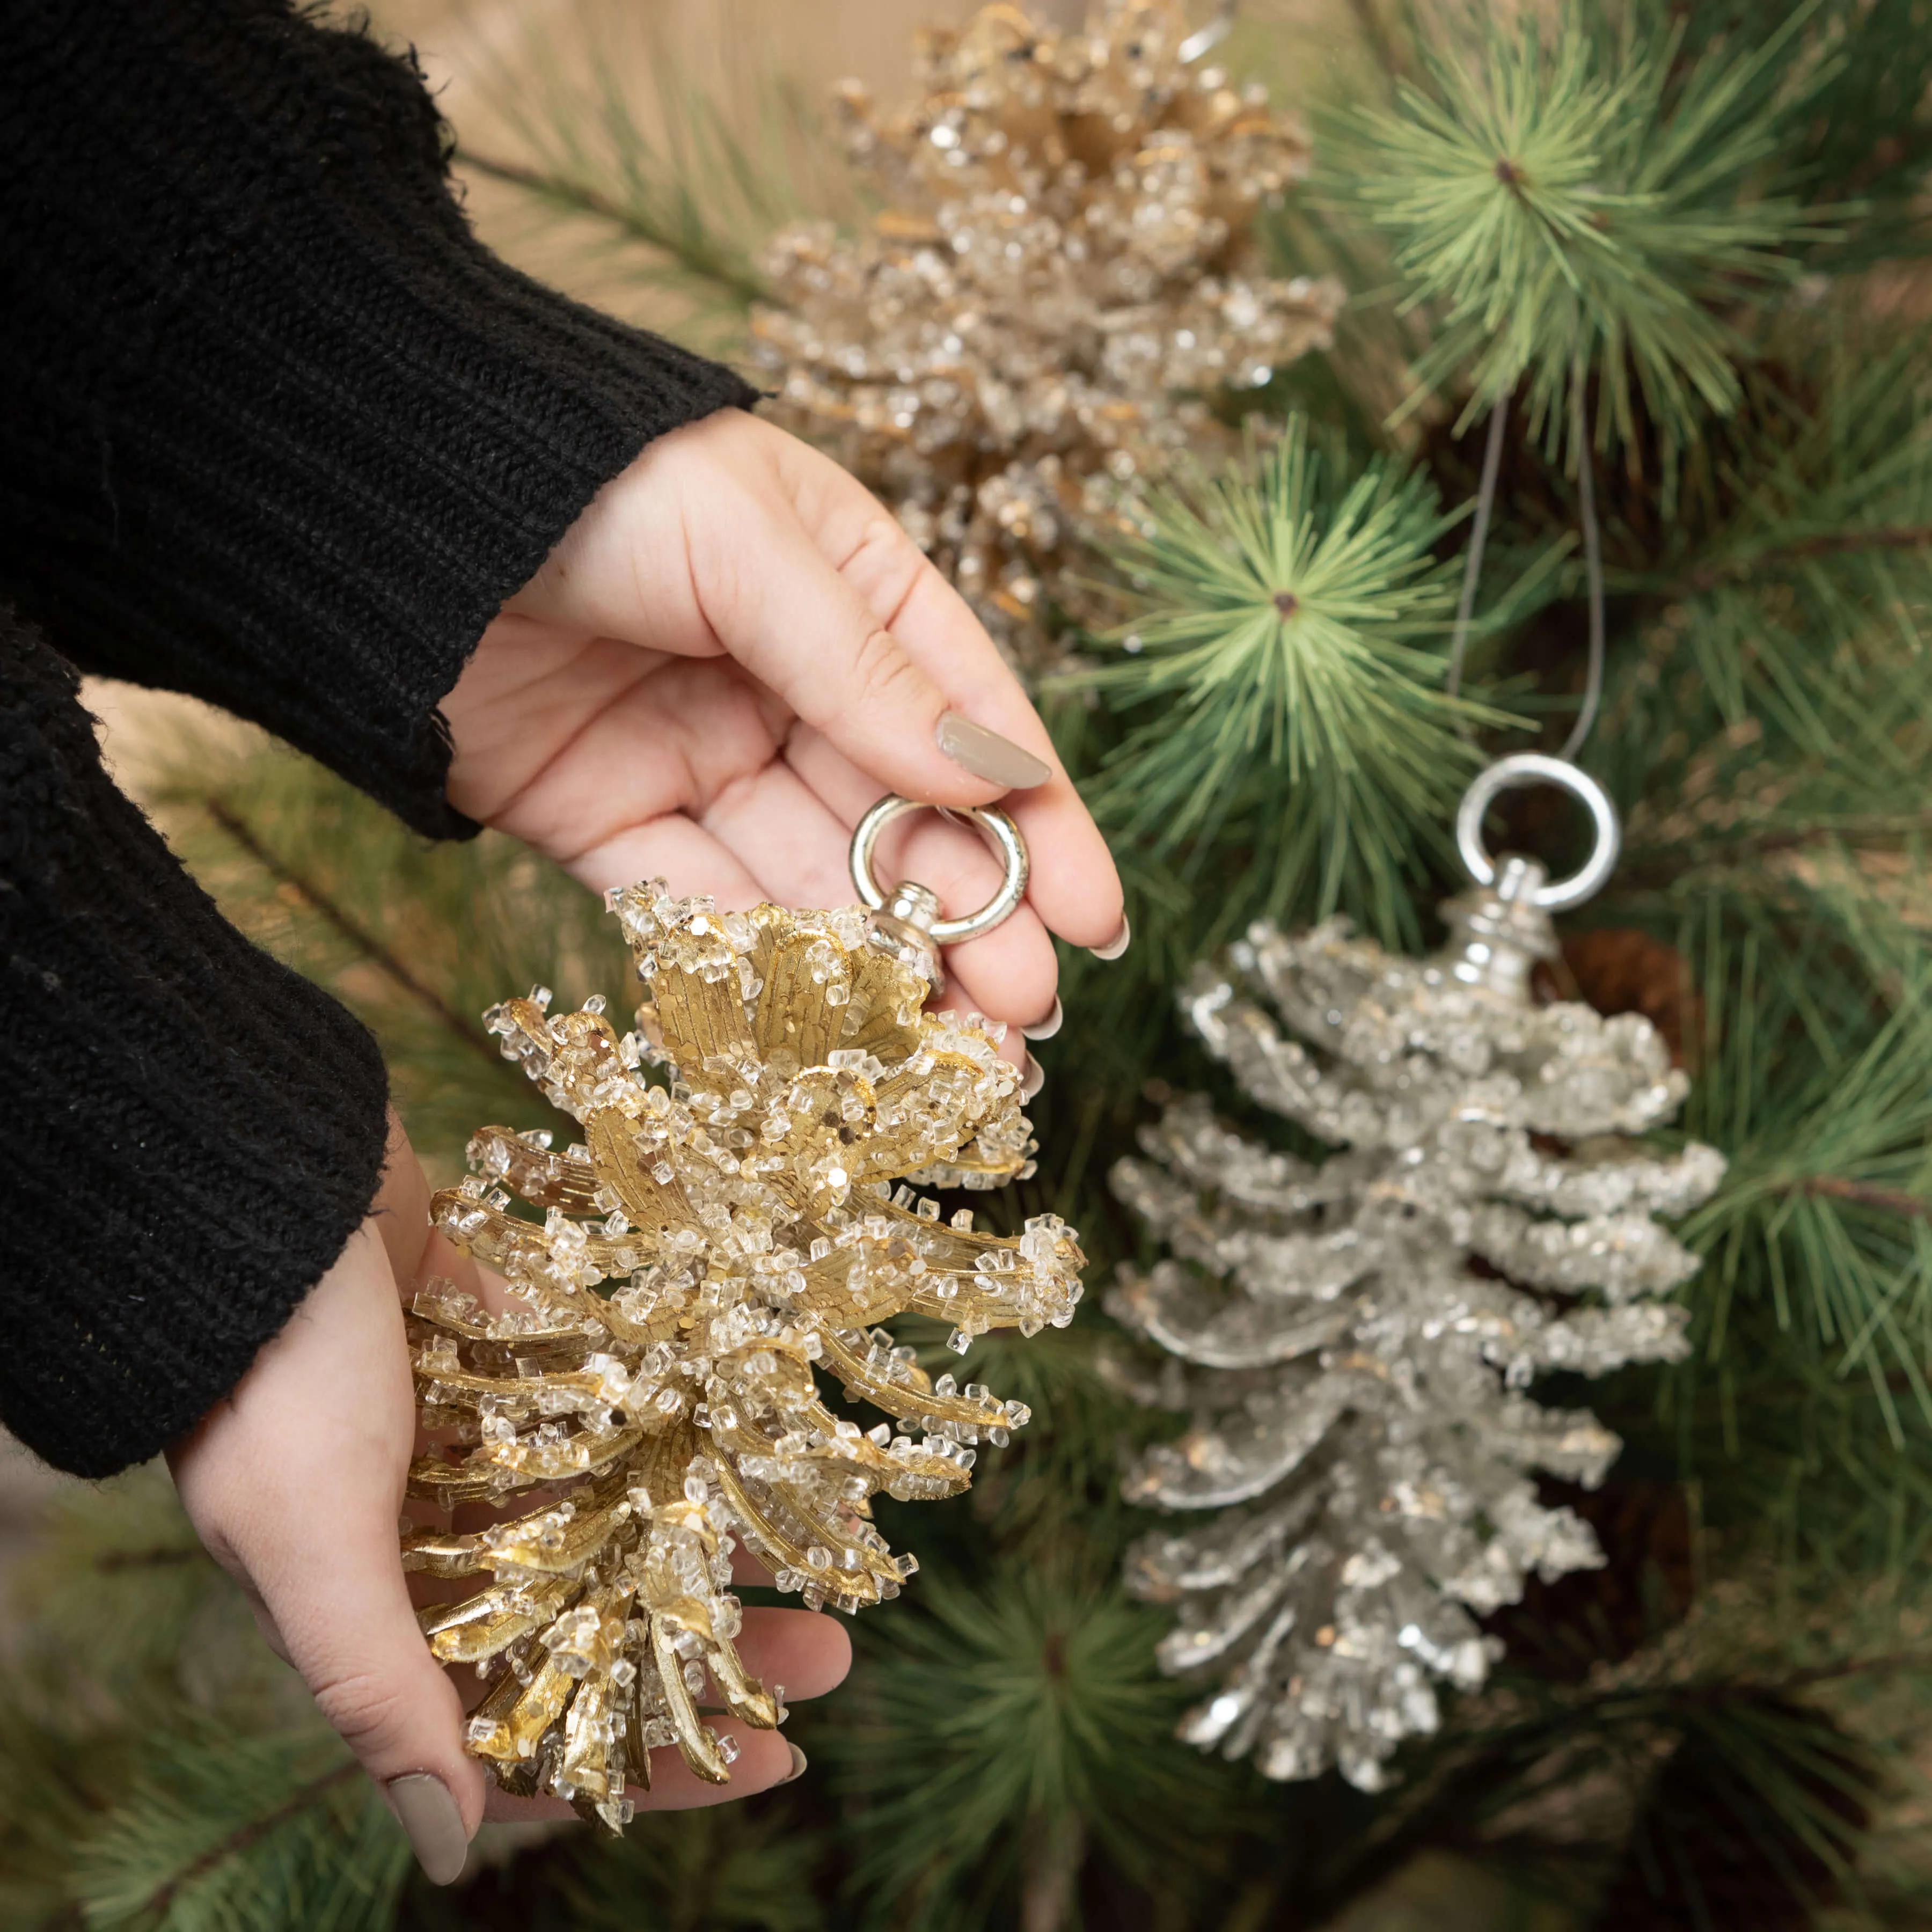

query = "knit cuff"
2;0;762;840
0;617;391;1476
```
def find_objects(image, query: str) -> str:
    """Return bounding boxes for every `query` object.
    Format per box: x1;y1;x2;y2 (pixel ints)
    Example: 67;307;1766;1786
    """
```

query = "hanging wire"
1561;375;1607;762
1445;392;1511;702
1443;379;1607;760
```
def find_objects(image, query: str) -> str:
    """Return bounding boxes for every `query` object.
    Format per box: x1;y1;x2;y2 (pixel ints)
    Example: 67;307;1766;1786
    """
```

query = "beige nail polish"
1089;914;1131;962
386;1773;470;1886
1020;997;1063;1042
782;1743;809;1784
936;711;1052;791
1020;1053;1045;1101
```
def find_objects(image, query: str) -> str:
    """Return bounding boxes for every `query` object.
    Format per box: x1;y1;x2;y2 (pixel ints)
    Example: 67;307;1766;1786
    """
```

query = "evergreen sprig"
555;1804;829;1932
1069;419;1521;940
1677;902;1932;1443
1344;4;1839;461
828;1563;1221;1931
71;1729;408;1932
459;17;848;341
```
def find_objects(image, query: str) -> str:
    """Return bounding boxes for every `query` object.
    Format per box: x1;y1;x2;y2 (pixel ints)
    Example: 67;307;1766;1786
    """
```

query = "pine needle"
828;1562;1225;1929
71;1729;407;1932
1340;2;1843;463
1065;418;1527;936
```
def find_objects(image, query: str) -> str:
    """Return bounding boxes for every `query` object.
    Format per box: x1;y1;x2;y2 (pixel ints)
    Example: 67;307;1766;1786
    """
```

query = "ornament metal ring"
1455;753;1621;913
849;796;1030;944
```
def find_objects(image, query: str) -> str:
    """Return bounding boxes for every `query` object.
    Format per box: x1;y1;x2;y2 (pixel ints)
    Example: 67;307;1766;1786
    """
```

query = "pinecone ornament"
1110;865;1724;1790
405;883;1085;1828
750;0;1344;676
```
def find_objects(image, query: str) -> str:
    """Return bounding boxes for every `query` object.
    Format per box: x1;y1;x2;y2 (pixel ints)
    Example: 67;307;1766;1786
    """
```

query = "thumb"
173;1224;488;1885
262;1502;485;1884
698;507;1052;807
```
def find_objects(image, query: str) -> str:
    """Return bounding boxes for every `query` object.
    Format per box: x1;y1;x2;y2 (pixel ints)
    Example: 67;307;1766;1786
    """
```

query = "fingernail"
386;1773;470;1886
1020;997;1063;1042
1089;915;1131;962
1021;1052;1045;1102
936;711;1052;791
781;1743;809;1784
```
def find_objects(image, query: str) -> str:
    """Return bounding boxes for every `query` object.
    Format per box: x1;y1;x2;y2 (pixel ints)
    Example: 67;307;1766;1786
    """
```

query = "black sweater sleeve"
0;0;759;838
0;613;393;1477
0;2;762;1475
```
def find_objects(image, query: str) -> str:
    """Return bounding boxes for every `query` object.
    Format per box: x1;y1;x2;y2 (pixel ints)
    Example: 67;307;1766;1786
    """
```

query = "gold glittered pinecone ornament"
1111;765;1724;1791
751;0;1344;676
404;865;1085;1829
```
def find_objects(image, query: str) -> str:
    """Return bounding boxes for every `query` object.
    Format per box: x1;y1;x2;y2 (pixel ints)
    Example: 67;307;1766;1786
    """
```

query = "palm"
440;410;1122;1040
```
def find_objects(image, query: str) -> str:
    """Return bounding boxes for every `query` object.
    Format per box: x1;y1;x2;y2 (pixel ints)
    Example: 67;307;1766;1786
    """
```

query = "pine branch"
204;799;499;1073
1064;419;1532;945
73;1728;411;1932
458;147;770;306
1775;1647;1932;1694
827;1561;1230;1925
137;1763;359;1921
1679;524;1932;594
1338;2;1843;463
1799;1177;1932;1223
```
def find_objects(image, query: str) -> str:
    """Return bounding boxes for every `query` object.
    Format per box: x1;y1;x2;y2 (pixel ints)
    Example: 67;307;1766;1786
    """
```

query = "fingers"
786;727;1058;1035
686;485;1031;813
476;1604;848;1826
565;810;767;914
769;428;1124;951
283;1537;481;1876
507;412;1098;832
726;1605;853;1703
696;758;1045;1038
510;416;1010;813
481;1725;800;1823
463;639;794;895
475;404;1126;979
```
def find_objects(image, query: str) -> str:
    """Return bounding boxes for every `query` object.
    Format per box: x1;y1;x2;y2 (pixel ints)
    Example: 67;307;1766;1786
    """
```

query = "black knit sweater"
0;0;759;1477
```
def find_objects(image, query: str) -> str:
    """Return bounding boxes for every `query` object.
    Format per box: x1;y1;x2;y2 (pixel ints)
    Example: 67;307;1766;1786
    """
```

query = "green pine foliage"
825;1562;1221;1932
0;1468;411;1932
452;11;850;344
1342;2;1839;464
1067;420;1520;946
15;0;1932;1925
73;1730;411;1932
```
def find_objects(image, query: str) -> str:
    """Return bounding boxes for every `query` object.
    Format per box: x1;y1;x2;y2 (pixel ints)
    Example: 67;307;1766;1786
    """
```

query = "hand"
442;409;1128;1053
169;1118;851;1884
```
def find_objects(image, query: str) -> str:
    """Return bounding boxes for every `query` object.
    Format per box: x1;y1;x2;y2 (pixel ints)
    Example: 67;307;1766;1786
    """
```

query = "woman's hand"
442;409;1128;1052
169;1120;852;1884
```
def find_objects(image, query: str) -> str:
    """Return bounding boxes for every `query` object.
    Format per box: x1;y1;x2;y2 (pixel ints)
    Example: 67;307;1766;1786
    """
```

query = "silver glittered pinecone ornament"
1110;853;1725;1790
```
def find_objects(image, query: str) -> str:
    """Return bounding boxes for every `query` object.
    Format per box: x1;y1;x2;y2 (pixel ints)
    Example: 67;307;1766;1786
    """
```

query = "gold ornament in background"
751;0;1344;675
404;884;1085;1829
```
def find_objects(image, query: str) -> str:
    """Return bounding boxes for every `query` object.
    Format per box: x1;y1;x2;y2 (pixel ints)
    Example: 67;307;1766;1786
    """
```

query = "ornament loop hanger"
1455;752;1621;913
849;796;1030;945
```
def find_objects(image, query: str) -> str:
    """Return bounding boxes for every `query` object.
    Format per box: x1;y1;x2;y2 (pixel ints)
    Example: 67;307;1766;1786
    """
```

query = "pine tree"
14;1;1932;1926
